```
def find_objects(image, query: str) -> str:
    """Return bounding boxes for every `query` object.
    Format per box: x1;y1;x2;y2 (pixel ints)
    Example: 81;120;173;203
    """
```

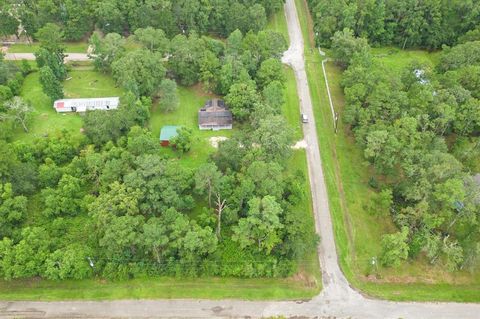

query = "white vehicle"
301;113;308;123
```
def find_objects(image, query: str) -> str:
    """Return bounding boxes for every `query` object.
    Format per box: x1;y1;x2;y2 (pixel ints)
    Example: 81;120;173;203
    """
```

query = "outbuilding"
53;97;120;113
159;125;179;146
198;99;233;130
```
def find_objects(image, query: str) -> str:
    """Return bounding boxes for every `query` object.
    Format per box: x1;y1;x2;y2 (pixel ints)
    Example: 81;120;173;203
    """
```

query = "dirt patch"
361;265;474;285
190;83;219;98
292;139;307;149
209;136;228;148
291;271;318;288
364;274;418;284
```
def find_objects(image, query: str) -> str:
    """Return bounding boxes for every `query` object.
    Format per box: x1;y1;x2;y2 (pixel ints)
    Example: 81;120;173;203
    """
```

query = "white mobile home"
53;97;120;113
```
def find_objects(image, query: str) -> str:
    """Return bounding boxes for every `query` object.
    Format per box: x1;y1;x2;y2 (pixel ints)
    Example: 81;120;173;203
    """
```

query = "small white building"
53;97;120;113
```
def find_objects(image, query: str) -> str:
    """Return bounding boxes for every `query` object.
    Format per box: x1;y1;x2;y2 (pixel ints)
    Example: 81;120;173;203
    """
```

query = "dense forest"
0;0;284;39
0;1;319;281
307;0;480;49
332;30;480;270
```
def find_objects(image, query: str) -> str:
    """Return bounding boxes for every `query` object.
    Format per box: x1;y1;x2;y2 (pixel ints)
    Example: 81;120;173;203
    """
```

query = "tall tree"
35;23;64;52
168;33;205;86
134;27;169;54
45;244;93;280
380;226;410;267
171;127;193;154
39;66;63;101
331;28;370;68
0;97;34;132
195;163;222;207
232;196;283;253
0;7;19;38
225;80;260;121
0;183;27;238
157;79;179;112
89;32;126;73
34;23;67;81
252;115;294;162
112;49;166;97
255;58;286;89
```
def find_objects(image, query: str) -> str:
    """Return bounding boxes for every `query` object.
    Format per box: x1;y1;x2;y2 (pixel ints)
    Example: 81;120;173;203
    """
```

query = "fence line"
319;48;338;133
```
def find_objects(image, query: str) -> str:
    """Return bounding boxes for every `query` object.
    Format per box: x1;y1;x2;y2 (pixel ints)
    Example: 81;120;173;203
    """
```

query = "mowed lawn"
283;66;303;141
296;0;480;302
18;70;124;140
0;275;318;301
371;46;441;72
149;85;234;169
267;7;290;43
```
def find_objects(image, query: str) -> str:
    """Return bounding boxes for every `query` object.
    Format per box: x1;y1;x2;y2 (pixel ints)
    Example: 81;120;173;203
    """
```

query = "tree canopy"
338;35;480;270
308;0;480;49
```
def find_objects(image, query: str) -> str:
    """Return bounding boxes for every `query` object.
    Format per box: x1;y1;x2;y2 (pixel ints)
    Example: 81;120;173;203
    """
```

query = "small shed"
159;125;179;146
53;97;120;113
198;99;233;130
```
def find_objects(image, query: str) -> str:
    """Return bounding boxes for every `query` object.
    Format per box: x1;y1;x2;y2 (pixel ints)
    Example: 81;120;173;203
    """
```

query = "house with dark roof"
159;125;179;146
198;99;233;130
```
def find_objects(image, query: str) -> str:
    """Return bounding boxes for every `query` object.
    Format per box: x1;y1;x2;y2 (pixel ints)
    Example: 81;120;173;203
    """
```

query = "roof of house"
54;97;119;108
198;99;232;126
159;125;179;141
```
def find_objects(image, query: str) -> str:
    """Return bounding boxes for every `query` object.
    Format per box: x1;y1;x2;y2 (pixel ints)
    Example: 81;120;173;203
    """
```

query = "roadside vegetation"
296;0;480;301
0;2;321;300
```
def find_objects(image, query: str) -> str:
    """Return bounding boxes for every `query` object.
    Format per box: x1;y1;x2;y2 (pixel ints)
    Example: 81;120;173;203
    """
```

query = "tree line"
332;29;480;271
0;53;32;139
307;0;480;49
0;0;283;40
0;120;316;280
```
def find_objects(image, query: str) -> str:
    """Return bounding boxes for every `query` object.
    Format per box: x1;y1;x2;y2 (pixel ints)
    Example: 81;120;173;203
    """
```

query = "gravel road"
4;53;90;61
1;1;479;318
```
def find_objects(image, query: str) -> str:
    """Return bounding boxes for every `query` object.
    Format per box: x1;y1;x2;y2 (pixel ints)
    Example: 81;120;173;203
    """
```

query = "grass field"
283;66;303;141
296;0;480;302
371;47;441;73
289;149;322;286
0;275;318;301
267;8;290;43
18;70;124;141
8;41;88;53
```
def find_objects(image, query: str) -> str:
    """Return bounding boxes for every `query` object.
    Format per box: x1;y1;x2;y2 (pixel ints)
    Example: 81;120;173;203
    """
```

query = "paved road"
4;53;90;61
1;1;480;318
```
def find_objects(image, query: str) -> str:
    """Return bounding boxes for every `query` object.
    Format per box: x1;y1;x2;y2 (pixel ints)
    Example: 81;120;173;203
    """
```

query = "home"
159;125;179;146
53;97;120;113
198;98;233;130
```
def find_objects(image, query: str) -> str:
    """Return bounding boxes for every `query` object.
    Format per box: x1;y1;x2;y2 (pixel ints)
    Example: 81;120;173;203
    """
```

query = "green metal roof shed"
159;125;179;146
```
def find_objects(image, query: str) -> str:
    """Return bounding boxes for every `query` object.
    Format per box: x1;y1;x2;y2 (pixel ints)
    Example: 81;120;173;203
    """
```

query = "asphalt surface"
1;0;480;318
